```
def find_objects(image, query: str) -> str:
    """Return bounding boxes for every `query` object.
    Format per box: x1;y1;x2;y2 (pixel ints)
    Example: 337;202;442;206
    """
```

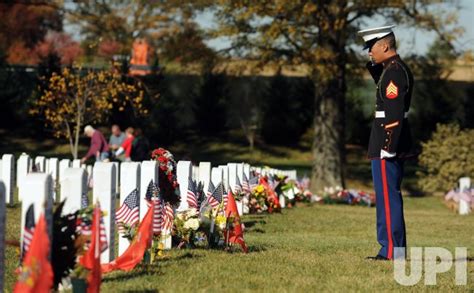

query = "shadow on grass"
103;265;163;282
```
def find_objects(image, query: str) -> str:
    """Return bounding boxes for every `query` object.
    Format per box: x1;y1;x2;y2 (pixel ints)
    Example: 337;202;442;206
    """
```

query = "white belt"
375;111;408;118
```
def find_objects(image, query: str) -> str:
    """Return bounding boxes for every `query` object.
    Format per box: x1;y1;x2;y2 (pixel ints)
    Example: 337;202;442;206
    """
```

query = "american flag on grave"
207;181;215;198
249;175;259;191
162;201;174;231
21;204;35;259
207;182;224;208
242;172;251;194
116;188;139;234
233;174;242;195
186;177;198;209
99;205;108;252
145;180;163;235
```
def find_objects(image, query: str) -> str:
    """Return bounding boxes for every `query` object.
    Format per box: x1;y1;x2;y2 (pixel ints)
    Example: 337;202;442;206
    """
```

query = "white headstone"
46;157;59;201
227;163;238;193
92;162;116;263
198;162;211;194
139;161;158;221
279;194;286;208
34;156;46;172
72;159;81;168
60;168;87;215
177;161;192;211
459;177;471;215
211;167;223;187
0;181;5;291
119;162;140;256
16;154;31;193
1;154;14;204
237;163;244;183
244;164;250;179
111;162;120;197
218;165;229;192
192;165;199;181
59;159;71;182
20;173;54;252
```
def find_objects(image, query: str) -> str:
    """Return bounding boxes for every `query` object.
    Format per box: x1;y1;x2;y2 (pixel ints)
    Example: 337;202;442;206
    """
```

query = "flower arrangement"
174;208;201;248
322;187;375;207
249;184;268;213
200;205;228;248
151;148;180;206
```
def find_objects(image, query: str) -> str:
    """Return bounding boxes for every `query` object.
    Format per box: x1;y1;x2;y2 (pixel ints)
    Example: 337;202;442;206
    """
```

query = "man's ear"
382;42;389;53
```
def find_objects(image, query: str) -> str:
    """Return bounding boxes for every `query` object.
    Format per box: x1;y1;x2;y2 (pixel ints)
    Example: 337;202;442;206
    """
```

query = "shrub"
417;124;474;194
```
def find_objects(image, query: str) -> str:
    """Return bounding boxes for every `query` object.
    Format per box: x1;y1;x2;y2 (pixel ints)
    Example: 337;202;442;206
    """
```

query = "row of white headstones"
0;153;297;290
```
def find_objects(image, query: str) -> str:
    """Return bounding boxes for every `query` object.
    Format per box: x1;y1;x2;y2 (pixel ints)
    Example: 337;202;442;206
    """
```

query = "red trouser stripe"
381;159;393;259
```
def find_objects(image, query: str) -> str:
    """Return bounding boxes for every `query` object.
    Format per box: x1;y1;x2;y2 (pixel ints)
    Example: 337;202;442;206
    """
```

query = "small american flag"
249;175;259;191
234;174;242;194
242;173;250;194
186;177;198;209
81;192;89;209
162;202;174;231
145;180;163;235
116;188;139;234
207;181;215;198
76;216;92;236
99;208;108;252
21;204;35;259
207;182;224;208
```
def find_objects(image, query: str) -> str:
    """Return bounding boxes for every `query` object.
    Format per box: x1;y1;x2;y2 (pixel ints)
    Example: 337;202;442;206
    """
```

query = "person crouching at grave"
114;127;135;162
81;125;110;163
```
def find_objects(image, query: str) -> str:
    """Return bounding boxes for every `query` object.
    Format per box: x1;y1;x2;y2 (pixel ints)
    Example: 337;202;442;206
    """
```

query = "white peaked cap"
357;25;396;49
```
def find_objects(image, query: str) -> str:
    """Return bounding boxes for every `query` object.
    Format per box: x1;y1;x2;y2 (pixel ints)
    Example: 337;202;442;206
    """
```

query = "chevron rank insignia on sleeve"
386;81;398;99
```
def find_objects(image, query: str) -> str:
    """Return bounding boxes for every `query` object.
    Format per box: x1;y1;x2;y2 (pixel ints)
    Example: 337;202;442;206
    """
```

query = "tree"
0;1;62;64
66;1;214;64
204;0;463;191
30;67;147;158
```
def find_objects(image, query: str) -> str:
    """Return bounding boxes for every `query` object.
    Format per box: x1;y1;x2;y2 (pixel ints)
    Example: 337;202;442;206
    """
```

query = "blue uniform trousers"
371;158;407;259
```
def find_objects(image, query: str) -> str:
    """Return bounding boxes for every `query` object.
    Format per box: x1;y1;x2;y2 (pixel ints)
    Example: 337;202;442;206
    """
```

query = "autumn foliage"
30;67;147;158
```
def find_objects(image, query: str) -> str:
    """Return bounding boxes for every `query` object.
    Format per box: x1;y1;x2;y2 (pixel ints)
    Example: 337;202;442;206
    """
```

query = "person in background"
115;127;135;162
81;125;110;163
109;124;126;154
130;128;150;162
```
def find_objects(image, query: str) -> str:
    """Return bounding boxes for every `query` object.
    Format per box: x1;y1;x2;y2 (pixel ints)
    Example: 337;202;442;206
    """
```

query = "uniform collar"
382;54;400;68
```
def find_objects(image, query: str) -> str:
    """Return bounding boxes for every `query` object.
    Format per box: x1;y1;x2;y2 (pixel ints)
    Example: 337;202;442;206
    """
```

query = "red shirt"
121;136;135;158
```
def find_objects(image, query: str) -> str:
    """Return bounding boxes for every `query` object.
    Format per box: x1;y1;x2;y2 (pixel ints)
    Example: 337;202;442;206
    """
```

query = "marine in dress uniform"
357;25;414;260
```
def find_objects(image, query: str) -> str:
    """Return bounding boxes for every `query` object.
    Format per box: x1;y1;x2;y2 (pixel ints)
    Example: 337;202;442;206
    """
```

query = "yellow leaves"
303;2;317;15
31;66;148;139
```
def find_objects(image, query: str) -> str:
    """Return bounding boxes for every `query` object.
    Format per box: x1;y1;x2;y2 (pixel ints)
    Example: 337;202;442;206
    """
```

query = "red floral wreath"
151;148;180;206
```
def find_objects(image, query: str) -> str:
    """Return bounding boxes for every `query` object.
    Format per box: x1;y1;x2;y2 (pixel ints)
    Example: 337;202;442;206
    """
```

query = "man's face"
368;40;385;64
112;126;120;136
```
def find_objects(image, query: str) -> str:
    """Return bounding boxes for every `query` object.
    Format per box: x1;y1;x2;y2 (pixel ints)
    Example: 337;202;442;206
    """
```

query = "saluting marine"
358;25;414;260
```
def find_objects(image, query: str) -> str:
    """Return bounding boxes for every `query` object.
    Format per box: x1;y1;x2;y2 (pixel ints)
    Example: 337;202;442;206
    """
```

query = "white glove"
115;147;124;157
380;149;396;159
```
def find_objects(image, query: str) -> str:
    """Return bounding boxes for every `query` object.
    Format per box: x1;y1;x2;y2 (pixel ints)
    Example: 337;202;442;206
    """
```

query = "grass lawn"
3;196;473;292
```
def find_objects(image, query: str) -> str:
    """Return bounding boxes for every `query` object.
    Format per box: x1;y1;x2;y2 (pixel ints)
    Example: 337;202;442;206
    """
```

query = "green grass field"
3;197;473;292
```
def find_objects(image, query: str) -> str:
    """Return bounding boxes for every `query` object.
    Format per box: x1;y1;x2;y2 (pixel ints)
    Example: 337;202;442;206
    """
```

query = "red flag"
101;201;154;273
224;191;248;253
14;213;53;293
79;205;102;293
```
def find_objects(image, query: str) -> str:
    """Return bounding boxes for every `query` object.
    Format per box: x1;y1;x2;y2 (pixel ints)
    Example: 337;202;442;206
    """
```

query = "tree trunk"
310;58;346;192
73;114;81;159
